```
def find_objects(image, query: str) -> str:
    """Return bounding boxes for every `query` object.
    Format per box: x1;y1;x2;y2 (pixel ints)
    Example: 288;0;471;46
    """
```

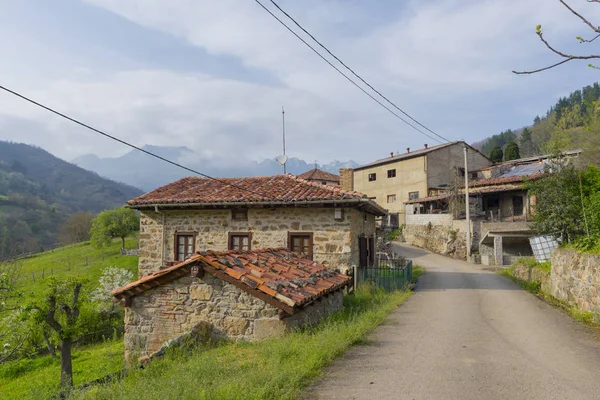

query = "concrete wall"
426;145;491;190
138;207;376;278
549;249;600;314
405;213;454;227
353;155;427;216
123;273;344;363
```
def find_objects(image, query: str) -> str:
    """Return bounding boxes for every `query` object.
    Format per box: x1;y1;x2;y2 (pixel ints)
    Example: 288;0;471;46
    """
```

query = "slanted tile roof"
127;174;386;215
112;248;351;315
297;168;340;183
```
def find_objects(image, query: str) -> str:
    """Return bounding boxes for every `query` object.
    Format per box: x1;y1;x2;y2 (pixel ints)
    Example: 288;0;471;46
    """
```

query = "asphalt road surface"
305;244;600;400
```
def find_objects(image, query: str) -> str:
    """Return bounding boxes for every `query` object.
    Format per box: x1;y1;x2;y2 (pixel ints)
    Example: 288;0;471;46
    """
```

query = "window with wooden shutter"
175;233;195;261
288;232;313;260
228;232;252;251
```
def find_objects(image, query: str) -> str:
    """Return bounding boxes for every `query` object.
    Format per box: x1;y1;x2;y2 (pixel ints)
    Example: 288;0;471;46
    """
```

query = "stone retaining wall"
123;273;344;364
403;224;467;260
549;249;600;314
512;262;551;292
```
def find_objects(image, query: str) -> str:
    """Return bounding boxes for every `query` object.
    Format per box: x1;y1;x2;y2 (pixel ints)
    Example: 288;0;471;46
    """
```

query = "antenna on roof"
276;106;288;174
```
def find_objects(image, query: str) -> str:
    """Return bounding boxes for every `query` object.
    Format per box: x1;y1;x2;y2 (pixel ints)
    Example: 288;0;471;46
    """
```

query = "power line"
0;84;280;200
267;0;451;144
253;0;443;144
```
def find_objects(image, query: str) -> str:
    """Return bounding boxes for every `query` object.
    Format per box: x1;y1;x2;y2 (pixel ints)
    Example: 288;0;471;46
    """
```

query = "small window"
175;233;195;261
470;172;478;179
387;194;396;203
232;209;248;221
409;191;419;200
229;232;252;251
368;173;376;182
288;232;313;260
387;169;396;178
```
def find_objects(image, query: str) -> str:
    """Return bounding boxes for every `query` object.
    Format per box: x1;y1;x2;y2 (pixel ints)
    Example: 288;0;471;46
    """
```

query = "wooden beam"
202;264;296;315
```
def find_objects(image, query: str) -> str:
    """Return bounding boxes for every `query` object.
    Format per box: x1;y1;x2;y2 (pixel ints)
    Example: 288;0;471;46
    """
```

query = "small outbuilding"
113;248;350;364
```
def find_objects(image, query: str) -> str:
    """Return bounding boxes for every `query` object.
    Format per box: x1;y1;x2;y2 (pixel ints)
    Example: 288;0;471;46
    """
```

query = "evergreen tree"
489;146;504;162
519;128;535;157
533;116;541;124
504;141;521;161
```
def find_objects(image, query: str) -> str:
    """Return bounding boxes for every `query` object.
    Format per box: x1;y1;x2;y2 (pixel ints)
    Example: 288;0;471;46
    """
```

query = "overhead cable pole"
464;145;471;260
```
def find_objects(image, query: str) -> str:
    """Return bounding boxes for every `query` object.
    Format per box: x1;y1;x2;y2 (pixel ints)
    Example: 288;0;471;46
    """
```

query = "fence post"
353;265;358;292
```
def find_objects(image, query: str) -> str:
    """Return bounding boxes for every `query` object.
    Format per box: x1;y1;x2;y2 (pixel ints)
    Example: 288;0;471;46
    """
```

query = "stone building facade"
114;249;350;364
138;207;377;278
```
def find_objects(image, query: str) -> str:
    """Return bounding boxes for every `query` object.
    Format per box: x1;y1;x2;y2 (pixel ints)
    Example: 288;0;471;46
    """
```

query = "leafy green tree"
527;160;583;242
504;141;521;161
489;146;504;162
90;207;138;249
28;277;88;387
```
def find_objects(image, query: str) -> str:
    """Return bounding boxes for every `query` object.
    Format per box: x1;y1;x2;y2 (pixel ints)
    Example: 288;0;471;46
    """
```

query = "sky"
0;0;599;167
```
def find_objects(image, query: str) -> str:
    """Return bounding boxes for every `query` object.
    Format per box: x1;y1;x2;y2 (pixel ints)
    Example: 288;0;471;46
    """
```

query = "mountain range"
73;146;359;191
0;141;142;256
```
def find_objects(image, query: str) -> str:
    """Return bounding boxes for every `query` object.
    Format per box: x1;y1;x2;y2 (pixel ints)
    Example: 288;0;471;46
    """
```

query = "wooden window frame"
288;232;314;260
368;173;377;182
387;169;396;178
174;232;196;262
228;232;253;251
408;191;419;200
231;208;248;221
387;194;397;203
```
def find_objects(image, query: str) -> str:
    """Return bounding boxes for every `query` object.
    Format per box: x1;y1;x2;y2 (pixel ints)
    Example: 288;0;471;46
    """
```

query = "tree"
90;207;138;250
513;1;600;74
527;159;583;242
90;267;133;316
29;277;87;387
489;146;504;162
520;128;536;157
59;211;94;245
504;141;521;161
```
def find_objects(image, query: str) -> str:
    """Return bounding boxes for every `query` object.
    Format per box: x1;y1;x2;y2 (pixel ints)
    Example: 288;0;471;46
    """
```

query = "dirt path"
304;244;600;400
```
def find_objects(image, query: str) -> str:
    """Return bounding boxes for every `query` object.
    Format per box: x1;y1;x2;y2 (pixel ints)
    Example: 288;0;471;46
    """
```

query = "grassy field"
0;339;125;400
52;285;412;400
16;236;138;302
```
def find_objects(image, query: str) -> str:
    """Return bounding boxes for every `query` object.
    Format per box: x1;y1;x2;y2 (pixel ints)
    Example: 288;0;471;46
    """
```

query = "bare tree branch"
560;0;600;32
537;31;600;59
513;58;576;74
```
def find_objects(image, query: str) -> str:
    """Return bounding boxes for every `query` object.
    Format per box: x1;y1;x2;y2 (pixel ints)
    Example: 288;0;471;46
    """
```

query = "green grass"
514;257;551;273
412;265;425;283
0;339;125;400
56;285;412;400
16;236;138;303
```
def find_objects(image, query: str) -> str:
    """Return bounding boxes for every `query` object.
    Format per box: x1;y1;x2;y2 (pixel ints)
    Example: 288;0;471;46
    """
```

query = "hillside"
473;82;600;162
73;145;358;191
0;141;143;256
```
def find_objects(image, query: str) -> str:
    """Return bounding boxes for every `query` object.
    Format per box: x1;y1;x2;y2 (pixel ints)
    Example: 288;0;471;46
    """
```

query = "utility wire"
253;0;443;144
267;0;451;144
0;84;281;200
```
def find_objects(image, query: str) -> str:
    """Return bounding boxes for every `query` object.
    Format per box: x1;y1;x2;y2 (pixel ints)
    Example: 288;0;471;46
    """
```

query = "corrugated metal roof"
499;163;545;177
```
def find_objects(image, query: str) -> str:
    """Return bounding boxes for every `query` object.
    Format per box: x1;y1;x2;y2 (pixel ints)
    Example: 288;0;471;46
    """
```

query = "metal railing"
354;259;413;292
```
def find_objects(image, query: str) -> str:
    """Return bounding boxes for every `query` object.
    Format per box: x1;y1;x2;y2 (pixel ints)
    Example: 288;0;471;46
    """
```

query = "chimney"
339;168;354;192
390;152;394;157
424;144;428;149
406;147;410;153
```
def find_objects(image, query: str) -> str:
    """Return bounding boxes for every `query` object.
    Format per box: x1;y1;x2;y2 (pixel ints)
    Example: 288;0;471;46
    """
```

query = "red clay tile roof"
127;174;386;215
297;168;340;183
112;248;351;315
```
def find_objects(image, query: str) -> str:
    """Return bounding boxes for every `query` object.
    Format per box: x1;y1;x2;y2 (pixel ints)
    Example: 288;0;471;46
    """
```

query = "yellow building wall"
353;155;428;216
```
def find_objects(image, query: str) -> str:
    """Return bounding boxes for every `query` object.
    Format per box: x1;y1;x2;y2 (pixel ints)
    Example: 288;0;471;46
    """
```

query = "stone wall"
405;213;453;227
512;262;551;292
549;249;600;314
124;273;345;364
339;168;354;192
403;223;467;260
139;207;375;278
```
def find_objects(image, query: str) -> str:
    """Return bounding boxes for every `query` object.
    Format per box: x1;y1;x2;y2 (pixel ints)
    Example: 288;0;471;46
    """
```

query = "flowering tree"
90;267;134;315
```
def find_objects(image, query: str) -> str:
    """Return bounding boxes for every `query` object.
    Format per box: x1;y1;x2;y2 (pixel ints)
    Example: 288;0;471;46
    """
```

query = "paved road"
305;244;600;400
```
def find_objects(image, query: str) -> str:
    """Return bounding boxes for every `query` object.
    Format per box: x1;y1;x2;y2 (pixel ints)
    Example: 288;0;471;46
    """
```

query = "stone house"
340;141;492;227
113;248;350;363
297;168;340;186
128;174;386;278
